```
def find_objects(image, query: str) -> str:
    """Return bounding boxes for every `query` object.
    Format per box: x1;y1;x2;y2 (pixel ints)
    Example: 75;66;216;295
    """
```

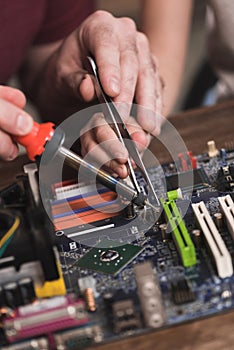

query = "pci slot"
192;201;233;278
218;195;234;238
161;198;197;267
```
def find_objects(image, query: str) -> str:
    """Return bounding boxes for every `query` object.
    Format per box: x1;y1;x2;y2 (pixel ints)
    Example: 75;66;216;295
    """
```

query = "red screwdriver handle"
14;121;55;160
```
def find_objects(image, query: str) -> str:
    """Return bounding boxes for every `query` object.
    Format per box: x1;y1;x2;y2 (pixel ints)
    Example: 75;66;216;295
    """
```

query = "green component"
77;239;143;276
167;188;182;201
161;198;197;267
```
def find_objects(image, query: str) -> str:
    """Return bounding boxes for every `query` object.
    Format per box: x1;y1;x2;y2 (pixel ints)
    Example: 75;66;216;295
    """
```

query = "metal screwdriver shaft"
14;122;157;209
58;146;147;207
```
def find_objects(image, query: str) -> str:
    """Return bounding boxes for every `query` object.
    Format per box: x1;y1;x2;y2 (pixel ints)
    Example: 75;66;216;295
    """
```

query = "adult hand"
33;11;163;176
0;86;33;160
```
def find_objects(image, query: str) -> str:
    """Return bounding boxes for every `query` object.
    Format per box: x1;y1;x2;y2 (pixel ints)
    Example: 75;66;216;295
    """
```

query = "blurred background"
10;0;207;158
10;0;206;118
96;0;207;113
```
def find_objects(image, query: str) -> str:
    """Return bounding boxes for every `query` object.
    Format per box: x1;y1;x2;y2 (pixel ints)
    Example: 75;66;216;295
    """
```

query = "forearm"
141;0;193;116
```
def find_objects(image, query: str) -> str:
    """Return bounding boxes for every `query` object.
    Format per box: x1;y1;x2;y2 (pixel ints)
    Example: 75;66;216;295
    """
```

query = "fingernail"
7;145;18;161
109;77;120;94
16;114;33;134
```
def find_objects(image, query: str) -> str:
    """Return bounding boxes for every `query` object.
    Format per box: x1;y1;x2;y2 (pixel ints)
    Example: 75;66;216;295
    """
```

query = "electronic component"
84;288;96;312
177;151;197;171
218;195;234;238
192;201;233;278
18;278;36;306
1;142;234;349
78;276;98;298
214;212;223;229
207;140;219;158
216;165;234;192
192;229;202;249
3;296;88;343
77;239;143;276
112;299;141;334
52;184;121;230
171;279;195;305
3;282;23;309
0;285;6;307
134;262;165;328
54;325;103;349
1;337;49;350
161;197;197;267
166;168;210;192
0;172;66;300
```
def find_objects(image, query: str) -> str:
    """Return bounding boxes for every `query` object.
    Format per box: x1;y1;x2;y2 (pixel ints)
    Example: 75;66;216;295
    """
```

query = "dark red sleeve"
33;0;95;44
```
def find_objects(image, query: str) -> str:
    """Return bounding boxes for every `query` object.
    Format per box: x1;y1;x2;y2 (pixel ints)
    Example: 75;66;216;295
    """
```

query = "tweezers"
85;56;160;207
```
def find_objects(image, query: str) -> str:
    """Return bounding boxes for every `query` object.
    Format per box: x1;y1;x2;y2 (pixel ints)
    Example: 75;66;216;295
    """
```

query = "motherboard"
0;140;234;350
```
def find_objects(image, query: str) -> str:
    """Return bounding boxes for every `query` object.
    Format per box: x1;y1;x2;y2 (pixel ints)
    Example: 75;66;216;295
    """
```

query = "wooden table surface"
1;100;234;350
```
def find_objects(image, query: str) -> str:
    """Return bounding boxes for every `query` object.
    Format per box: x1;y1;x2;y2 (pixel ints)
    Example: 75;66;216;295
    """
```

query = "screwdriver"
14;121;149;207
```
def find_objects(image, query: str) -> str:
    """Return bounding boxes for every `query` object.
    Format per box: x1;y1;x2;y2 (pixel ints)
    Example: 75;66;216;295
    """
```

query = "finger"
0;99;33;135
113;18;139;115
81;11;121;97
81;114;128;162
124;116;148;152
93;115;128;162
134;33;161;136
155;71;164;116
0;129;19;161
79;74;95;102
0;86;26;109
80;130;128;178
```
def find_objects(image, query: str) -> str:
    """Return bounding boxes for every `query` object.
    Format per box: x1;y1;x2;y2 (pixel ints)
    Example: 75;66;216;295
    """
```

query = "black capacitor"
4;282;22;309
18;277;36;305
103;292;114;311
0;285;6;308
124;203;136;219
192;229;201;249
159;223;168;241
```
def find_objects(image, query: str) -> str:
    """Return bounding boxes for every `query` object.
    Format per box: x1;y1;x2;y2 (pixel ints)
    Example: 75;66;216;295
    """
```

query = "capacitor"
103;292;114;311
207;140;219;158
84;288;96;312
124;203;136;219
0;286;6;308
214;212;223;229
159;223;168;241
192;229;201;248
4;282;22;308
18;277;36;305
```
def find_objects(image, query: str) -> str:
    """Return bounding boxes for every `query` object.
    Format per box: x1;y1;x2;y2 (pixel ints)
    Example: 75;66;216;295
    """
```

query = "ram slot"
192;201;233;278
218;195;234;238
161;199;197;267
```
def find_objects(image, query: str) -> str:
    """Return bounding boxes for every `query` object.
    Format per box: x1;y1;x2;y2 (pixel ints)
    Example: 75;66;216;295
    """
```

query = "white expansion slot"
192;201;233;278
218;195;234;238
55;183;105;200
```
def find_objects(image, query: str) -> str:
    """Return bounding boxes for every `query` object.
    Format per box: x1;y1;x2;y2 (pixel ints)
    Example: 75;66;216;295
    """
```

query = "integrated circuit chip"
77;239;143;276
